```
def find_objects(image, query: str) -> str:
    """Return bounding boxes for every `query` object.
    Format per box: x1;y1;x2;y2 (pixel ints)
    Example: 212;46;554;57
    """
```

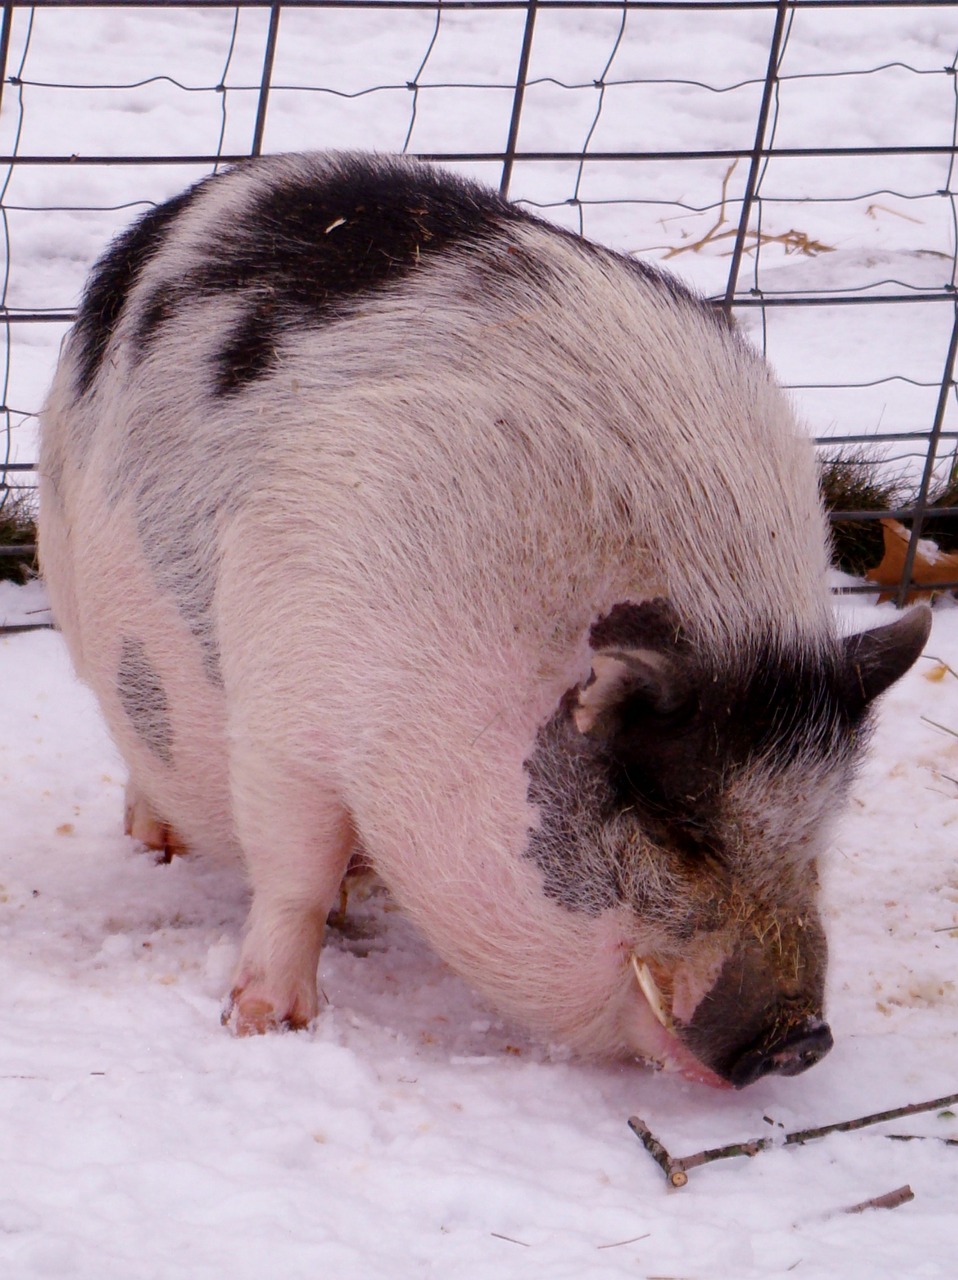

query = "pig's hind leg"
123;780;189;862
224;767;356;1036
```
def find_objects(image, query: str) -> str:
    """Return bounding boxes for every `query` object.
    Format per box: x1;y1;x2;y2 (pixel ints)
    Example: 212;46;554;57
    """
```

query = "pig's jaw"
638;1027;732;1089
626;955;731;1089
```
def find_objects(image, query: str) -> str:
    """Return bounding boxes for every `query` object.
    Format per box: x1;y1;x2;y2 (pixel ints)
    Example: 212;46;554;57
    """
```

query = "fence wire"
0;0;956;608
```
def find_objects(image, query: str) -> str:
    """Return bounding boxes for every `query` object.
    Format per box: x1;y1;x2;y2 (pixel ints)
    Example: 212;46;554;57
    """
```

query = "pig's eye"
610;689;713;821
623;685;699;732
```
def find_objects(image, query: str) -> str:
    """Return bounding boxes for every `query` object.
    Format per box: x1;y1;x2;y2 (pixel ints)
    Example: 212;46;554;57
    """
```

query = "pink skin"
612;934;733;1086
623;980;731;1088
636;1005;731;1088
612;939;733;1087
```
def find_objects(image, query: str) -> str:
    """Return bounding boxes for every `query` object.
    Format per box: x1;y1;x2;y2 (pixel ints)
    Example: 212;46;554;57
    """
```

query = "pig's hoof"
124;790;188;862
222;985;316;1036
151;827;189;864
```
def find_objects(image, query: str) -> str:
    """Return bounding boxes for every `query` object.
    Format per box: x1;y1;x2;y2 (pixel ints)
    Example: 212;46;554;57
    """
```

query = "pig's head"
525;599;930;1087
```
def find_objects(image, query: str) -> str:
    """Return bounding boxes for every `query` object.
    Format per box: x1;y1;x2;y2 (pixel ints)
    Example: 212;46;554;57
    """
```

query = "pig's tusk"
631;955;672;1030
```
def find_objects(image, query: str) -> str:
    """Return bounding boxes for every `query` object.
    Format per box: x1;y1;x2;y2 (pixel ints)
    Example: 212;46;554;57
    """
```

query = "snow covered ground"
1;586;957;1279
1;4;957;1278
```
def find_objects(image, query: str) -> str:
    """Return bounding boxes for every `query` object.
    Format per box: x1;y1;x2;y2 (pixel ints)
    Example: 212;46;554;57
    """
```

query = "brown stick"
843;1184;914;1215
627;1116;689;1187
664;1134;772;1176
921;716;958;739
886;1133;958;1146
780;1092;958;1147
629;1091;958;1186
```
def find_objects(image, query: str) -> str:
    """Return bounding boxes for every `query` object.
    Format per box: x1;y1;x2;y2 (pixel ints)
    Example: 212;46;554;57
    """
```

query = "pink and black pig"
39;152;929;1087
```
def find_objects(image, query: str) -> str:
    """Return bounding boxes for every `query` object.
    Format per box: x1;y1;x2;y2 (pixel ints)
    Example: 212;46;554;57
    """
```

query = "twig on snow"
921;715;958;739
843;1184;915;1215
886;1133;958;1146
627;1116;692;1187
597;1233;651;1249
782;1092;958;1141
629;1091;958;1186
802;1183;916;1224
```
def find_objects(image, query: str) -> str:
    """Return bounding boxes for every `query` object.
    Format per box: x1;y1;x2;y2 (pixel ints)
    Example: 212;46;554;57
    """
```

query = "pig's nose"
726;1018;833;1088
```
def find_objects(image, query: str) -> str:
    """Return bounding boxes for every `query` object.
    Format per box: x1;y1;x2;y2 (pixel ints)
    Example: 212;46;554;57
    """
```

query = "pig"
38;151;930;1088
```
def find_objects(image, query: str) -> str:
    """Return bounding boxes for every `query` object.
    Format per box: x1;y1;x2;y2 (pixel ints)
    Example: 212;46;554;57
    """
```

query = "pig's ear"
843;604;932;705
574;649;684;735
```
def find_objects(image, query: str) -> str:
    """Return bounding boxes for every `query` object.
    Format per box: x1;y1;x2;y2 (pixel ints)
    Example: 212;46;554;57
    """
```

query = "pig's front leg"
224;770;355;1036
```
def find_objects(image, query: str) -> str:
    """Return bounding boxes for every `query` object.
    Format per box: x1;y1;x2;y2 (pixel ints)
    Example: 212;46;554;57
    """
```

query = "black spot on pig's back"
134;156;528;395
115;153;720;394
72;183;204;398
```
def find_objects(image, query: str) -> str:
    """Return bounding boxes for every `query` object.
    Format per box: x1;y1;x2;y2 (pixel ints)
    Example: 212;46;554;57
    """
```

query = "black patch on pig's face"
116;637;174;764
524;602;872;918
588;598;686;652
524;710;624;916
585;602;871;856
72;182;206;398
604;646;867;854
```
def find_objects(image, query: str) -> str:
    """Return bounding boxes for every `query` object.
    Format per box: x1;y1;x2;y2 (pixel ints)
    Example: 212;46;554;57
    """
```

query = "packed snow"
2;587;957;1278
1;4;957;1278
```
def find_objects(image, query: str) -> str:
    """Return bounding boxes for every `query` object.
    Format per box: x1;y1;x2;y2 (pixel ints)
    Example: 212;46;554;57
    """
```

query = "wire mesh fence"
0;0;956;610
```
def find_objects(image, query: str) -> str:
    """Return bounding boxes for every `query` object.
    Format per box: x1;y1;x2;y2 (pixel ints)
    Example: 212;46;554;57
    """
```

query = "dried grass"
651;161;836;260
818;450;906;577
0;487;37;584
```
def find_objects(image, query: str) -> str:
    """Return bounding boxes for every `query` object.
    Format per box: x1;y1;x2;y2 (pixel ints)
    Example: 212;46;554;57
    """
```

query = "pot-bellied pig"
39;152;930;1088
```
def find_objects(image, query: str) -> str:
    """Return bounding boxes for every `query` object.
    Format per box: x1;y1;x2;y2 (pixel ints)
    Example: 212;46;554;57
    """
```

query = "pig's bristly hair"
39;151;875;1063
62;151;834;662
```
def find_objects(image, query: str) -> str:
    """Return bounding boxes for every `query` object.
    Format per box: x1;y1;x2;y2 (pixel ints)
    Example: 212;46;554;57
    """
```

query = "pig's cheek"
616;982;732;1088
670;948;728;1024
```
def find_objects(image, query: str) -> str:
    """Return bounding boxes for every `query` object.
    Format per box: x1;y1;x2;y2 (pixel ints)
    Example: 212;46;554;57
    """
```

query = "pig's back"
39;151;832;858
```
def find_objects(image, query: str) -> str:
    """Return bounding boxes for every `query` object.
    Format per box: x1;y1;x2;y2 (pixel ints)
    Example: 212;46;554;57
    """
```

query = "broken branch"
627;1116;690;1187
629;1091;958;1186
886;1133;958;1146
781;1092;958;1145
843;1184;914;1215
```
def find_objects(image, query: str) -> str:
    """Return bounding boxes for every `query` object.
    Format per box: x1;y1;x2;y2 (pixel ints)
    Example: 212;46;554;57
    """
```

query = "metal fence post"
894;303;958;606
722;0;791;312
499;0;537;199
251;2;281;158
0;3;15;508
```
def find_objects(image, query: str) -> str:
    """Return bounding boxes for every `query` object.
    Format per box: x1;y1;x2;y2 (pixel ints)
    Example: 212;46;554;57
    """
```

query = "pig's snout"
723;1017;833;1089
670;909;832;1087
